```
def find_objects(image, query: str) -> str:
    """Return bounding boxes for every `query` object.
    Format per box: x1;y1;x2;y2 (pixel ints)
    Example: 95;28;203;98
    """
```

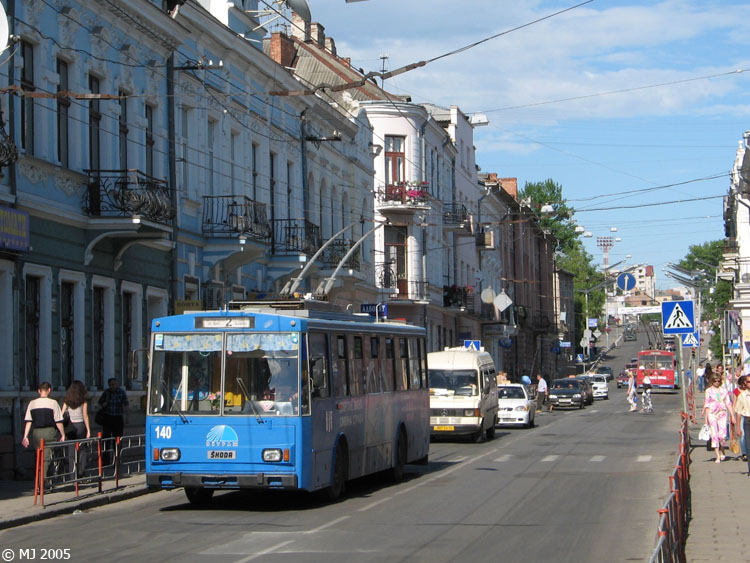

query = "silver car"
497;384;536;428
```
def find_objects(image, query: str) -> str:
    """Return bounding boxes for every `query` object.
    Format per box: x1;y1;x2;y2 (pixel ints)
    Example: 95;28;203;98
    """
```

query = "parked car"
574;377;595;405
586;374;609;399
548;379;585;409
497;384;536;428
596;365;614;381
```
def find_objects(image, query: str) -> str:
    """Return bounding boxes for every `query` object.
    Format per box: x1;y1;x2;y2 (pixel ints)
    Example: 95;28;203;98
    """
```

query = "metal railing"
648;413;690;563
320;238;361;270
272;218;321;256
84;169;174;225
202;195;271;241
33;434;146;508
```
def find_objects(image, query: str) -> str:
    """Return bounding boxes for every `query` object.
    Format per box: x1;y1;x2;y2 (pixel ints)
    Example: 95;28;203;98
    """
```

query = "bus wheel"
185;487;214;507
486;417;497;440
324;444;348;501
388;429;407;482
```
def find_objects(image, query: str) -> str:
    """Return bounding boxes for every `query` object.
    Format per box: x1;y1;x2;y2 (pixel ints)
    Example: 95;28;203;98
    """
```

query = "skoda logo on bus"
206;425;239;447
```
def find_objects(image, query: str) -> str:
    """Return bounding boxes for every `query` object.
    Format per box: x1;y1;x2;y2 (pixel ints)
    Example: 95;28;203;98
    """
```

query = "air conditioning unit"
203;284;224;309
476;231;494;249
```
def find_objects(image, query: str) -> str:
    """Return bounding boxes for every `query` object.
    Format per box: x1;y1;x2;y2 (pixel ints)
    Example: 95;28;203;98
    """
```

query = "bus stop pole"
677;336;687;414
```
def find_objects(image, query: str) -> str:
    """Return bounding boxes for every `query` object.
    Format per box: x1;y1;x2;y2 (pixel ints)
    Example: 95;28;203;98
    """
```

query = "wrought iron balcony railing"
443;285;473;309
272;218;322;256
442;201;471;232
84;169;173;225
320;239;360;270
202;195;271;242
376;184;429;207
376;262;399;290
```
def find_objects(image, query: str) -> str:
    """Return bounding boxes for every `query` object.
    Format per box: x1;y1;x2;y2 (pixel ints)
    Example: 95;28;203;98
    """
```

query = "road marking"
590;455;606;462
494;454;512;462
541;455;559;462
303;516;350;534
637;455;652;462
234;540;295;562
590;410;599;414
358;497;392;512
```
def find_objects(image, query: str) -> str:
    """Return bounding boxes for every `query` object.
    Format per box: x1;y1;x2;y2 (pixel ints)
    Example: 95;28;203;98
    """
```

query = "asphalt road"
1;339;682;562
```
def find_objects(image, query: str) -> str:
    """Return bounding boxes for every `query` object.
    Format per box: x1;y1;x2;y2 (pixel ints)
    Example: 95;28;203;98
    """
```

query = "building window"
181;107;190;196
60;282;74;387
89;75;101;170
230;132;238;196
384;225;408;289
21;41;35;154
207;119;216;196
25;276;40;388
57;59;70;166
251;142;258;201
145;104;154;176
385;136;405;185
119;92;128;169
93;286;104;388
122;292;133;383
270;152;276;222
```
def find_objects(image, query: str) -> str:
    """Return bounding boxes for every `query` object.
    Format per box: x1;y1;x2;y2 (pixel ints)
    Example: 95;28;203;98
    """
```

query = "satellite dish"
286;0;311;22
0;3;8;55
480;287;496;304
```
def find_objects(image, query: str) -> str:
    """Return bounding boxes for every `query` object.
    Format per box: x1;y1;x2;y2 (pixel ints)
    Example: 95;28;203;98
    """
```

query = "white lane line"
541;455;559;462
590;455;606;462
637;455;652;462
494;454;512;462
303;516;350;534
590;410;599;414
358;497;392;512
234;540;295;563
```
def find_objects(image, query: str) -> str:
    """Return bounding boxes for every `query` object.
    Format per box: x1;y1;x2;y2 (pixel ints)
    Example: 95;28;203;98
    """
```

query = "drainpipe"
7;0;16;198
167;52;178;314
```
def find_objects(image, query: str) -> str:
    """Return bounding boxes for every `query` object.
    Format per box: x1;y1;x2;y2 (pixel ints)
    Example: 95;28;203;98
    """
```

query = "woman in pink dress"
702;372;735;463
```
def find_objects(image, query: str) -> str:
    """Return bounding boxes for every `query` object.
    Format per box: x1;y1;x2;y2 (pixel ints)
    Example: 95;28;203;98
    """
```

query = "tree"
520;179;577;253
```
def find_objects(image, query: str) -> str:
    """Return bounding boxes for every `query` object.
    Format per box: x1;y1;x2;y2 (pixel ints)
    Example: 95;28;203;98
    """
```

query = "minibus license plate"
208;450;237;460
433;425;454;431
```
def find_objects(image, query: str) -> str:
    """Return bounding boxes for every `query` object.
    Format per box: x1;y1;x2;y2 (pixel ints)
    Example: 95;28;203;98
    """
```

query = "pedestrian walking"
21;382;66;481
626;370;637;412
536;374;548;412
733;375;750;472
641;374;653;413
702;371;735;463
98;378;130;439
61;380;91;476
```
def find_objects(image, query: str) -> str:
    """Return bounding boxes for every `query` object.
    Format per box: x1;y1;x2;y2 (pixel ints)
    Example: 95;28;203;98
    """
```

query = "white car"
584;374;609;400
497;384;536;428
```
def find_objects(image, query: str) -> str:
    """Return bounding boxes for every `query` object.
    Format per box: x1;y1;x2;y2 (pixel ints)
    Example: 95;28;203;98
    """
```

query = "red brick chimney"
268;32;296;69
500;177;518;199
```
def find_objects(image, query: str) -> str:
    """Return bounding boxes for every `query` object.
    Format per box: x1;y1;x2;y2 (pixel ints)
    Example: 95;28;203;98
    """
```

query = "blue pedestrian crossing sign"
681;332;700;347
661;301;695;334
464;340;481;351
617;272;636;292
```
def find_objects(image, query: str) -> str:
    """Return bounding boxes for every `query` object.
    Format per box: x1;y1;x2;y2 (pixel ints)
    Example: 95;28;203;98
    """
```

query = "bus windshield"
638;353;672;370
149;332;303;416
428;369;479;396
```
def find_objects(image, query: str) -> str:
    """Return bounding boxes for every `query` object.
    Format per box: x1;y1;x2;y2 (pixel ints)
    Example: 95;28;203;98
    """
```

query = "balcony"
375;183;430;214
202;195;271;242
84;169;174;225
442;202;472;234
320;239;361;271
443;285;473;309
476;230;495;250
272;218;322;256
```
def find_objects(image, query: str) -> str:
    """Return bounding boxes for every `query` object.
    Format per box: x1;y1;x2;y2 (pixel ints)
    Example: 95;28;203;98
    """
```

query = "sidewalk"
684;391;750;561
0;473;154;531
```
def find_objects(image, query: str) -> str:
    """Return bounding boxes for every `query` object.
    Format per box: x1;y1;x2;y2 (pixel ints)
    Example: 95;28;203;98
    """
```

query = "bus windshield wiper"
164;381;189;424
236;377;264;424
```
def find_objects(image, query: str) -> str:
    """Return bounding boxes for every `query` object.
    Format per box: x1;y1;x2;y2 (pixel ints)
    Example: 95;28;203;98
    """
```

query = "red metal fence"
648;412;691;563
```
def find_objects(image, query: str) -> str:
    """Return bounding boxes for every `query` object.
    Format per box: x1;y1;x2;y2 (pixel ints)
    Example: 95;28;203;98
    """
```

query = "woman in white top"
61;380;91;440
734;375;750;475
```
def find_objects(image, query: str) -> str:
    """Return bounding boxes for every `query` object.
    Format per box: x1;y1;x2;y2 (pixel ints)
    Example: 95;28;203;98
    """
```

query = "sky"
291;0;750;289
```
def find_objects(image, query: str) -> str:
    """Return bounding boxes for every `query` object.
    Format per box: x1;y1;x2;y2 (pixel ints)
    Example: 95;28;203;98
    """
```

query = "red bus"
636;350;678;389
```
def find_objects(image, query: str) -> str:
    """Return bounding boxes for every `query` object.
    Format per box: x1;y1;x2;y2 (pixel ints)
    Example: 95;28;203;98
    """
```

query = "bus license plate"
208;450;236;460
433;425;454;431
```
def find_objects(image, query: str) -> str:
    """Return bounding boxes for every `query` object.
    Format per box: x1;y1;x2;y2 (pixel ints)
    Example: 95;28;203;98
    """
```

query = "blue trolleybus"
145;300;429;505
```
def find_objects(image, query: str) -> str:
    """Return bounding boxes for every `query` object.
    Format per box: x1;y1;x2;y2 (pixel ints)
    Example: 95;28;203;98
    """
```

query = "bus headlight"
160;448;181;461
262;448;283;462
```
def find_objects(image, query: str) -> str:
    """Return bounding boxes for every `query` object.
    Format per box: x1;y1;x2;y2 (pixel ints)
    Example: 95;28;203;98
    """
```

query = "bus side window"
333;334;349;397
383;337;395;392
408;337;420;389
300;337;311;414
419;338;427;388
351;335;365;396
396;337;408;391
367;336;380;393
308;333;329;399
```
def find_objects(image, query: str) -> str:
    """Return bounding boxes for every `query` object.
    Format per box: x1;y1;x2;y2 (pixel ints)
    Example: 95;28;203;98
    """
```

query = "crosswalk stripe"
590;455;605;462
541;455;559;462
637;455;652;462
494;454;512;462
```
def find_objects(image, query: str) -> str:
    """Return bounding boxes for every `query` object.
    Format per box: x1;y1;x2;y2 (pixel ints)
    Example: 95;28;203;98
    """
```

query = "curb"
0;485;157;531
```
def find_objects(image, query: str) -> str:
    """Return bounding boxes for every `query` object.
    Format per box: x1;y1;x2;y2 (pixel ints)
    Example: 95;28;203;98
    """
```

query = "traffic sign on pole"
617;272;636;292
661;301;695;335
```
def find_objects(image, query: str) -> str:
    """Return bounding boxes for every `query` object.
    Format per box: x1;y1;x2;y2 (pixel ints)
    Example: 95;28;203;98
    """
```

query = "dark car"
548;379;585;409
596;365;614;381
574;377;595;405
617;371;630;388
